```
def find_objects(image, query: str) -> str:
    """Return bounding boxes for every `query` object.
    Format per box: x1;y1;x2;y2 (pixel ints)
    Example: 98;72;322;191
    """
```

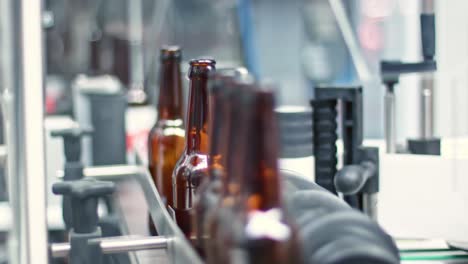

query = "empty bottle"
239;89;302;264
205;83;256;264
148;46;185;234
172;59;216;238
192;70;245;255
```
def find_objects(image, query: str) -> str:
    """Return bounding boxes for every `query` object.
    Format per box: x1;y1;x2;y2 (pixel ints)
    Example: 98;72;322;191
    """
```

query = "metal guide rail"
50;163;203;264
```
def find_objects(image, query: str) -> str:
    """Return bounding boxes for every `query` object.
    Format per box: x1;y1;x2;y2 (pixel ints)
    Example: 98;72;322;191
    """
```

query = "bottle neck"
185;76;210;153
208;90;231;160
221;111;239;196
208;93;221;157
242;96;282;211
222;91;252;198
157;60;184;120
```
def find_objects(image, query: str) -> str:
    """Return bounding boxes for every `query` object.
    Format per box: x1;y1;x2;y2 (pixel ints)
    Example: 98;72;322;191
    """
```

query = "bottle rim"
189;58;216;66
160;45;182;60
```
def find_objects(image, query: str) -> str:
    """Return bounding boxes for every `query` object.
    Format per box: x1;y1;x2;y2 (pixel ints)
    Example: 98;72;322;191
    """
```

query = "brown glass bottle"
239;90;303;264
192;70;245;252
172;59;216;238
204;83;256;264
148;46;185;234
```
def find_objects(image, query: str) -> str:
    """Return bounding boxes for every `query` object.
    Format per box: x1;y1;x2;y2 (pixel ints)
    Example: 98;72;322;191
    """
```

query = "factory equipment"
3;0;468;263
311;86;379;219
380;0;439;154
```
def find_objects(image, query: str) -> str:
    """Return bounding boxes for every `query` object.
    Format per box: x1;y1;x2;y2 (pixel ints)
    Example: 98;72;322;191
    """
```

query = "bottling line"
1;0;468;263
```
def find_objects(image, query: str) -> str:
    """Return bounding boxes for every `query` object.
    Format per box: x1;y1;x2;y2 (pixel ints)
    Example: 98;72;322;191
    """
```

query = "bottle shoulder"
174;152;209;170
173;152;209;181
154;118;184;128
149;119;185;138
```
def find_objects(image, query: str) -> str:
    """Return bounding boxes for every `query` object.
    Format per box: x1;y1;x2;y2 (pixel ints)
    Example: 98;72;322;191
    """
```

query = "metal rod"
384;87;397;153
421;76;434;139
0;145;7;165
57;165;145;181
2;0;49;263
100;236;168;254
50;243;71;258
84;165;145;181
50;236;168;258
129;0;144;87
363;193;378;221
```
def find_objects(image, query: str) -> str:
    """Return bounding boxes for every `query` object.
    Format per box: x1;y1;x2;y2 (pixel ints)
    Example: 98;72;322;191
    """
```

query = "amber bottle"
205;84;256;264
148;46;185;234
192;69;247;252
172;59;216;238
238;90;303;264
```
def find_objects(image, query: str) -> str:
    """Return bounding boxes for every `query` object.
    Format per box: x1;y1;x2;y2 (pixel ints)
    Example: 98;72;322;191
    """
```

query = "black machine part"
88;93;127;166
335;162;375;195
276;106;313;158
300;210;399;264
53;179;115;234
282;171;399;264
380;11;437;81
334;146;379;195
408;137;440;155
51;126;93;230
421;13;436;61
52;179;115;264
311;86;365;211
51;127;93;164
311;99;339;193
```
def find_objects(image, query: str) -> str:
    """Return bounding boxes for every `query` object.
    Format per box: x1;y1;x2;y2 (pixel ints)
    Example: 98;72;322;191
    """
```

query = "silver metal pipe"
421;76;434;139
100;236;168;254
0;145;7;165
50;243;71;258
57;165;145;181
129;0;144;84
50;236;168;258
84;165;145;181
2;0;48;263
363;193;378;221
384;89;397;153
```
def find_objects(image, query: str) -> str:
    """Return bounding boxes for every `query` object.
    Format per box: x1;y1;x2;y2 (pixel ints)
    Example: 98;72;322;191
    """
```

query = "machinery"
1;0;468;263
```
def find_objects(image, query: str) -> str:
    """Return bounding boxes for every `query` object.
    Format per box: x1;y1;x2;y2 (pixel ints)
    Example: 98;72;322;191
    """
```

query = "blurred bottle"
147;46;185;235
205;82;255;264
236;89;302;264
172;59;216;238
192;69;244;255
88;30;105;76
109;32;148;105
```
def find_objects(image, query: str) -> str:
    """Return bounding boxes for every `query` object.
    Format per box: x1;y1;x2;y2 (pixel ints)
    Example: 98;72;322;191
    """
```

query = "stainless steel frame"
1;0;49;263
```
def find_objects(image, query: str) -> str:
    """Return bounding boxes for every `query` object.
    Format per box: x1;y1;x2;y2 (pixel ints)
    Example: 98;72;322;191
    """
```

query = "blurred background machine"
2;0;468;263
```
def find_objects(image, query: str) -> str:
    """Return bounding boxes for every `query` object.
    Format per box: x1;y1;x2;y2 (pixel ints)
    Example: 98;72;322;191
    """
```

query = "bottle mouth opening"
189;59;216;66
160;46;182;60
